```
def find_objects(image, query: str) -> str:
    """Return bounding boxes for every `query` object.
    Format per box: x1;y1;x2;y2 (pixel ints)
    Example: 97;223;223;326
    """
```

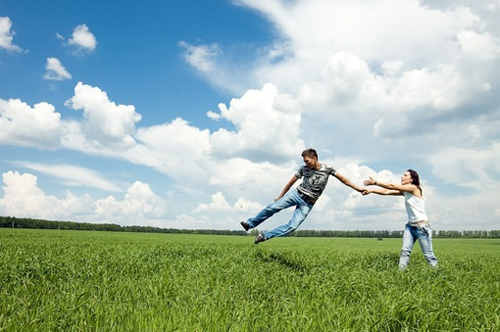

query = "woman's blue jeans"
246;189;314;240
399;223;438;269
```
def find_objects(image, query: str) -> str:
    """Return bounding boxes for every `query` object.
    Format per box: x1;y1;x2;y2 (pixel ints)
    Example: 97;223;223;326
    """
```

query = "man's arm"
275;175;299;201
334;173;364;193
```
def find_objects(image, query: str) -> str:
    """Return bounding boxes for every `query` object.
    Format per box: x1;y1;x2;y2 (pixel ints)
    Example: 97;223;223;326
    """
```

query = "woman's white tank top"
404;192;428;223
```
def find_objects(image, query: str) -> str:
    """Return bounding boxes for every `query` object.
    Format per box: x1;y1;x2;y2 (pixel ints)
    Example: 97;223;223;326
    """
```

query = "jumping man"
241;148;365;244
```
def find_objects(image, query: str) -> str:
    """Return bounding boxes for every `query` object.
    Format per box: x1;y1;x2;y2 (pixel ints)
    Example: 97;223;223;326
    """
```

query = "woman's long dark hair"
408;169;423;195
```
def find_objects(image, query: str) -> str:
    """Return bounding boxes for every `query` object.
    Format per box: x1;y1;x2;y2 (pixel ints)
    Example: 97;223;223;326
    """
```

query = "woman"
363;169;438;269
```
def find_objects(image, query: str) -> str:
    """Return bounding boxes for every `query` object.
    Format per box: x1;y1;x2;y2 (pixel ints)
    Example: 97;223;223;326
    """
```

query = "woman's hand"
363;177;377;186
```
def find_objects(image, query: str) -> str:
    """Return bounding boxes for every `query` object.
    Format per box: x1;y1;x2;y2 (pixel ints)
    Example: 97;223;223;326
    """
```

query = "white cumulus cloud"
68;24;97;54
0;17;23;52
210;83;304;162
95;181;166;222
44;57;72;80
0;98;64;148
179;41;220;72
0;171;166;225
65;82;141;149
457;30;500;61
194;192;233;212
0;171;70;219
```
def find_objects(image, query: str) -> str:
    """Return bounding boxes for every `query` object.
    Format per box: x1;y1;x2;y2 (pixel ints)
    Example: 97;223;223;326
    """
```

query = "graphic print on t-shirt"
296;164;336;199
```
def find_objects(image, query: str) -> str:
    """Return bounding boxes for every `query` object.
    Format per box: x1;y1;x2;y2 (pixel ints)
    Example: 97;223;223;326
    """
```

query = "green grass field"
1;228;499;331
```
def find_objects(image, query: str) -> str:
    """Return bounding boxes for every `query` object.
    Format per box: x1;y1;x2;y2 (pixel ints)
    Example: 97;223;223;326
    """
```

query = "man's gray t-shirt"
296;164;337;200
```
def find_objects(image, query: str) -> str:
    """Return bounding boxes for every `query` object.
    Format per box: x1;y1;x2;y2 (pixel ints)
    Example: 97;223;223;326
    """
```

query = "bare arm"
275;175;299;201
363;188;402;196
334;173;364;193
363;177;416;196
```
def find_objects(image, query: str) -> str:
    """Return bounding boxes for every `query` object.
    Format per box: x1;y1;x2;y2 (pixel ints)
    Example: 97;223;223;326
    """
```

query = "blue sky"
1;0;499;231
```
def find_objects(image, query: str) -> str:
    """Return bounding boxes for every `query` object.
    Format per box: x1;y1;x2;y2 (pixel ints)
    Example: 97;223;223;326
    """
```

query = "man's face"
303;156;317;169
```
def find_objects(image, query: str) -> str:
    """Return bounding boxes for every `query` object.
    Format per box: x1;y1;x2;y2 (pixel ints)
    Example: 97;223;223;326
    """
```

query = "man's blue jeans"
246;189;314;240
399;223;438;269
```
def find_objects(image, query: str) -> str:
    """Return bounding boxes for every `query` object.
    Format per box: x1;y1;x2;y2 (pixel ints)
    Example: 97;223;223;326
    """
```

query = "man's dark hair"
301;148;318;160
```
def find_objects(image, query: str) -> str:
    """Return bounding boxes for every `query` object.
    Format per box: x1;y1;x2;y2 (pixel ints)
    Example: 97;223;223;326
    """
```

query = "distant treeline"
1;216;499;238
0;216;247;236
293;229;500;238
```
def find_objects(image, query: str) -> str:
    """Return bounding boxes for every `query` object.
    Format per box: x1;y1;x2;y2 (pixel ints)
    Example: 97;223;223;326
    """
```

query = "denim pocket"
418;224;429;236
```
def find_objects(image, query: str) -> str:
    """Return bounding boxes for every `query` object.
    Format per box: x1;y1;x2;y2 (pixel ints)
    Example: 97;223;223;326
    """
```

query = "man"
241;148;364;244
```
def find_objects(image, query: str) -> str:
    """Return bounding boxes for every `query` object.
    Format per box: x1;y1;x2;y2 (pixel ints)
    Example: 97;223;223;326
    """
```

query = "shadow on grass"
253;250;309;274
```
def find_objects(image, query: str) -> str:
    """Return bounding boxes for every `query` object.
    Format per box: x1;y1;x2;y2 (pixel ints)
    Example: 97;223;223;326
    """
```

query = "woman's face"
401;171;413;185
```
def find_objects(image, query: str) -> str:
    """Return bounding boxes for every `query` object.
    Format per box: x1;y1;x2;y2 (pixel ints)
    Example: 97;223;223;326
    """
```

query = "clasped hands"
359;177;377;196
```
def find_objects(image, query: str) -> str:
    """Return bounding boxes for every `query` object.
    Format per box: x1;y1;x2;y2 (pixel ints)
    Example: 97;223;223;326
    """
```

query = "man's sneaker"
254;233;267;244
240;221;250;231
